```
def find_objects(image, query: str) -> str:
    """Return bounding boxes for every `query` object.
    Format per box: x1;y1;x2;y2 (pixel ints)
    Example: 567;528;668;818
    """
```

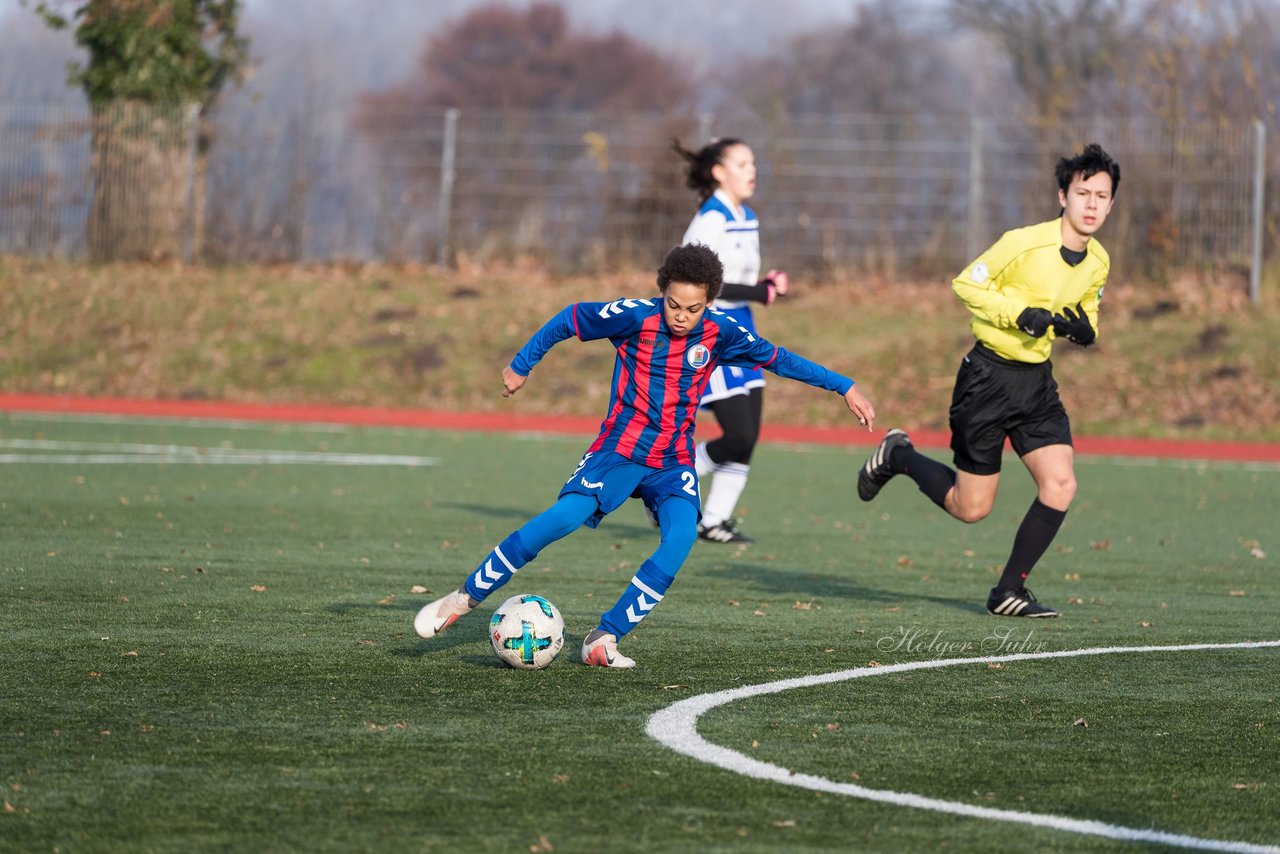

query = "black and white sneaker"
986;586;1059;618
698;519;754;544
857;428;912;502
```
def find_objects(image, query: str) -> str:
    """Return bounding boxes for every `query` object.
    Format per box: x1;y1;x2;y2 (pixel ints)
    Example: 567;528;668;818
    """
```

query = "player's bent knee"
953;506;991;524
1037;472;1077;507
948;495;993;524
716;432;756;463
655;501;698;556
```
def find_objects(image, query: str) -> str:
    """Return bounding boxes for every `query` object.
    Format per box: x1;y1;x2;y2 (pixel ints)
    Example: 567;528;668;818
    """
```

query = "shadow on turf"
324;598;493;659
723;561;988;616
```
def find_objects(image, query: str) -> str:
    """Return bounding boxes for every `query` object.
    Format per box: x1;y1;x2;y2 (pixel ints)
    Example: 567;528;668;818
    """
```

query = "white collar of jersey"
713;188;747;221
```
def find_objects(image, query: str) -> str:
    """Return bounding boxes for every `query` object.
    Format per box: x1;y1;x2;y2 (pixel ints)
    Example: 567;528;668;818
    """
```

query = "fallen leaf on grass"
1090;540;1111;550
867;661;882;668
1067;597;1084;605
1140;621;1154;628
793;601;819;611
120;650;138;657
410;585;428;594
529;835;554;853
364;721;408;733
552;774;569;784
1074;718;1089;728
376;595;396;606
1233;783;1260;791
1229;590;1248;597
772;819;796;828
250;584;267;592
896;556;913;567
660;685;689;690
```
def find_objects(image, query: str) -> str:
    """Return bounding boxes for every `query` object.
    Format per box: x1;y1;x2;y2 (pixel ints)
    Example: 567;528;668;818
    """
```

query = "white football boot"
414;589;474;638
581;631;636;668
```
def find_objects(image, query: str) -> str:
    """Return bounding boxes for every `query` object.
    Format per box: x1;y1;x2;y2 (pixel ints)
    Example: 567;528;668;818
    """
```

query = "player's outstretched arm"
844;385;876;432
502;364;528;397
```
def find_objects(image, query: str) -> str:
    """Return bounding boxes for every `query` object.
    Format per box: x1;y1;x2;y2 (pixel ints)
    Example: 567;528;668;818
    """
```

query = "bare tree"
32;0;249;261
946;0;1140;120
353;1;693;265
730;0;966;118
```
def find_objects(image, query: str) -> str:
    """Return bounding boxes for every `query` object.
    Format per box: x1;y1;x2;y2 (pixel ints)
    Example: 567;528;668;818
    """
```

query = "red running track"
3;393;1279;463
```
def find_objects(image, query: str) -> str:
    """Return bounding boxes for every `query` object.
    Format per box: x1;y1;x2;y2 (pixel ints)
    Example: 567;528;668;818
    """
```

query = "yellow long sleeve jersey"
952;218;1109;363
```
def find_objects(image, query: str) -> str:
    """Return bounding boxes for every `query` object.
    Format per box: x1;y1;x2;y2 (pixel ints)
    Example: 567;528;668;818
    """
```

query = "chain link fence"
0;101;1268;287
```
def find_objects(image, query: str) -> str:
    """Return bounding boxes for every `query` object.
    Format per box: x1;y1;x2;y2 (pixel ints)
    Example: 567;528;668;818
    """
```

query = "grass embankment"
3;257;1278;441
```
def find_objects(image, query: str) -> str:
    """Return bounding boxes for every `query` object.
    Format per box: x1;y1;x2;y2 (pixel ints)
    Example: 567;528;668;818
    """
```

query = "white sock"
694;441;715;478
701;462;749;528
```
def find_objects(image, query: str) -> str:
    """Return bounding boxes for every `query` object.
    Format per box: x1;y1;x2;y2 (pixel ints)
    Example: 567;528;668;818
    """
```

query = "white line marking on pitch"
0;439;438;467
647;641;1280;853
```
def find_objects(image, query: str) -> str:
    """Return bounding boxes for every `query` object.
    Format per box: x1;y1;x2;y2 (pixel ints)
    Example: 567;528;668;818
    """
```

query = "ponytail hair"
672;136;744;203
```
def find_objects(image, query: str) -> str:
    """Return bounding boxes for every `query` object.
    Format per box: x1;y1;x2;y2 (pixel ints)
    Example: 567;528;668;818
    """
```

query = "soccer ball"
489;594;565;670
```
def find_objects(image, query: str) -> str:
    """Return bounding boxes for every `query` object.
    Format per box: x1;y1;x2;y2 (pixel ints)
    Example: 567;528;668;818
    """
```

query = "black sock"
999;499;1067;590
890;445;956;509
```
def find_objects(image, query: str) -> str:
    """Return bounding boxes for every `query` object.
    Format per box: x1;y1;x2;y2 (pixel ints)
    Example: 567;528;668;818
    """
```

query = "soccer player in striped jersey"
673;137;790;544
415;243;875;667
857;143;1120;618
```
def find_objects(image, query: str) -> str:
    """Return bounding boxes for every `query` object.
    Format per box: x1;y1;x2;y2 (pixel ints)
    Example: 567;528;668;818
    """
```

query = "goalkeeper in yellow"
857;143;1120;618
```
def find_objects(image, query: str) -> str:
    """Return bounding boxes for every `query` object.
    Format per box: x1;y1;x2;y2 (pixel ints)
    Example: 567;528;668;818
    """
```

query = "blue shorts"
558;450;701;529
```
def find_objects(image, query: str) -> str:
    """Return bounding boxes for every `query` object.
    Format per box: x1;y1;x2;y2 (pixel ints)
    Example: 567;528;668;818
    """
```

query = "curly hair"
671;136;745;203
1055;143;1121;197
656;243;723;302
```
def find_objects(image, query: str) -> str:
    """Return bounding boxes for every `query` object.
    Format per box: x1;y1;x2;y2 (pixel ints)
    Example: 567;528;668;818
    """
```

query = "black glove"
1016;307;1054;338
1051;302;1096;346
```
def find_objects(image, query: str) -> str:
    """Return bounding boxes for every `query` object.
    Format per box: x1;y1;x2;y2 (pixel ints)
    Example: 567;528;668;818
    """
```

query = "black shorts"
948;344;1072;475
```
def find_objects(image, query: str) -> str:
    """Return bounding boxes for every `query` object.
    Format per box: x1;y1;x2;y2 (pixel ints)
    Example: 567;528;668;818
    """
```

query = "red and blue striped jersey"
510;298;854;469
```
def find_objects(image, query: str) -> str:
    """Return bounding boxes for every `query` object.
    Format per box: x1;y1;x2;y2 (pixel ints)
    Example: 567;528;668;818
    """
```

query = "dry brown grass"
3;256;1277;442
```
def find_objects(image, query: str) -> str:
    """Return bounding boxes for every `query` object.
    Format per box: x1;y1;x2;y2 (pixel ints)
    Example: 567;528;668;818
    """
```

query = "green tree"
33;0;249;260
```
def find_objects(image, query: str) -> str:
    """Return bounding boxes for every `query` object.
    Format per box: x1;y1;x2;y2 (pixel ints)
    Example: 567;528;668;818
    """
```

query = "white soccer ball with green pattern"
489;594;565;670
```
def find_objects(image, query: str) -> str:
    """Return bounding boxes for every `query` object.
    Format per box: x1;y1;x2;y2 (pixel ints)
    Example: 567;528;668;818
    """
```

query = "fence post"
697;112;713;143
183;102;201;265
437;107;459;268
967;117;984;263
1250;118;1266;305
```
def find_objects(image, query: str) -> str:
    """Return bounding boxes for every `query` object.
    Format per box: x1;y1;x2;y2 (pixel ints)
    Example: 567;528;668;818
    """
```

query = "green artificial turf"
1;414;1276;853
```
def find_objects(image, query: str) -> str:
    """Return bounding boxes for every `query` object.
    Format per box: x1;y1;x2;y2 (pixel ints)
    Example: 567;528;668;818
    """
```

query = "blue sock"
463;494;597;603
464;531;534;603
598;499;696;638
600;559;675;639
